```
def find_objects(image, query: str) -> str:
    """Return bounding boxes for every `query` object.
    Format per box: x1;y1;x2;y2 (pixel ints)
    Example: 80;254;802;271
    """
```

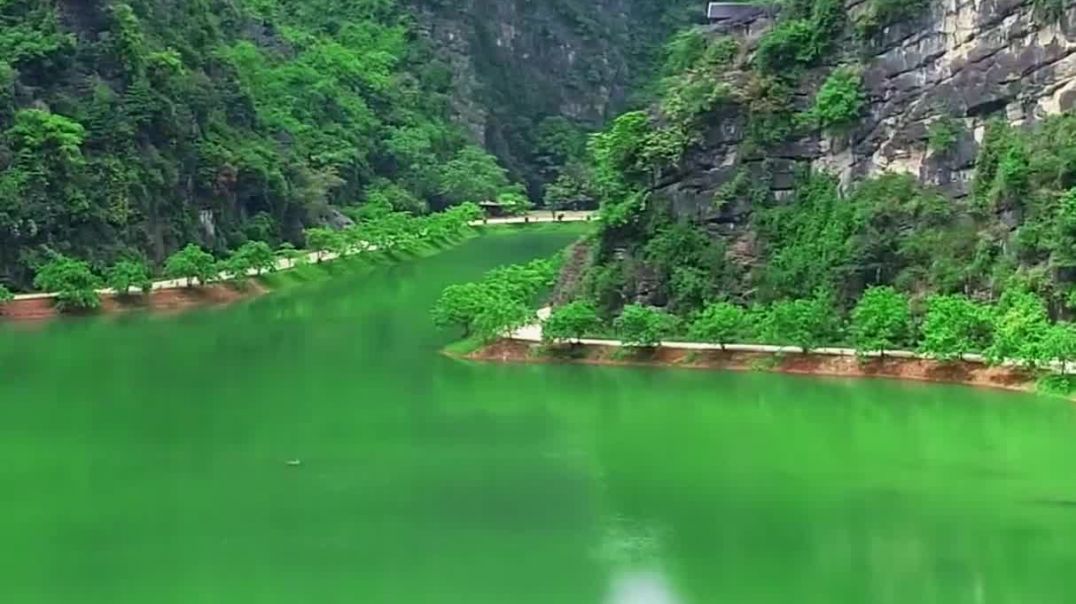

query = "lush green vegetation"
614;304;679;348
543;301;602;344
106;259;153;296
0;0;523;291
432;256;559;342
809;66;866;133
11;203;482;314
32;255;102;311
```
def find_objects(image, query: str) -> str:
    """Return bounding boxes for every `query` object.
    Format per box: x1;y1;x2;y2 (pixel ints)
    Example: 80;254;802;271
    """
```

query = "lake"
3;228;1076;603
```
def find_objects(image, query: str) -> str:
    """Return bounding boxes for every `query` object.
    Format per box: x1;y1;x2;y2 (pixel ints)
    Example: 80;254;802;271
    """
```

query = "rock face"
410;0;698;192
858;0;1076;194
659;0;1076;223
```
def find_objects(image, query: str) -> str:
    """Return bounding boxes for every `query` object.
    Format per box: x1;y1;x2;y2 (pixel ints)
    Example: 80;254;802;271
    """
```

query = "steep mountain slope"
0;0;695;289
572;0;1076;316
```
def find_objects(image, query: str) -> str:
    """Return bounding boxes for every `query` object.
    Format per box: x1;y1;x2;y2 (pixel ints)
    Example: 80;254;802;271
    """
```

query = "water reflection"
606;569;683;604
600;518;684;604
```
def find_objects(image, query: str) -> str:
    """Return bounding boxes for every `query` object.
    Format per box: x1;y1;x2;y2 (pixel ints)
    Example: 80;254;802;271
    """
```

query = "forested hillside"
0;0;696;291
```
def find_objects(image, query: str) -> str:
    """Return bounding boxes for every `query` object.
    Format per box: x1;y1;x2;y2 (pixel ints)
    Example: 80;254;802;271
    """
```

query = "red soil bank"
469;339;1038;394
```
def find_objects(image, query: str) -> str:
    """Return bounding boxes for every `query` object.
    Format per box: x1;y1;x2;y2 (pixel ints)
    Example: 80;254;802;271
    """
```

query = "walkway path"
509;307;994;364
12;213;596;302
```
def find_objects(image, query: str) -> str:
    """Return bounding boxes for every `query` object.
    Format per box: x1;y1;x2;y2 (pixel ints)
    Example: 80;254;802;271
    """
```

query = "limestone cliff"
664;0;1076;218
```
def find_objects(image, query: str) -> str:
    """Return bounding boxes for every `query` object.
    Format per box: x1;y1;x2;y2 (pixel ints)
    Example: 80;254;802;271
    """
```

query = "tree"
164;244;217;287
919;294;992;361
985;289;1051;367
276;243;308;267
32;255;101;311
304;228;342;262
232;241;276;275
471;293;532;341
543;301;601;343
223;250;253;280
850;286;910;356
438;146;510;203
106;259;152;296
760;293;835;353
614;304;678;348
432;282;486;337
689;301;746;350
1041;322;1076;375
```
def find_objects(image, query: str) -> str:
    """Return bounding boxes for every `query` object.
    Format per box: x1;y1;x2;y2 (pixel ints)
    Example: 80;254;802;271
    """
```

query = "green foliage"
985;289;1051;368
808;67;866;133
588;111;651;204
0;284;13;304
927;115;962;154
106;259;153;295
689;302;746;349
432;283;488;337
972;119;1028;210
754;0;845;74
543;164;595;211
496;188;534;215
918;294;993;361
32;255;101;311
754;171;855;300
231;241;276;276
855;0;929;40
165;244;217;287
439;146;512;204
432;258;558;341
304;228;344;262
0;0;518;288
643;218;729;312
850;286;910;354
759;292;835;352
614;304;679;348
1041;322;1076;375
543;301;602;343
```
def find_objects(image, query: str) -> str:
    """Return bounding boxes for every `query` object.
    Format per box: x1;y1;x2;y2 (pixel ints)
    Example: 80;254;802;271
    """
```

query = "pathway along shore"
2;213;595;320
465;308;1045;395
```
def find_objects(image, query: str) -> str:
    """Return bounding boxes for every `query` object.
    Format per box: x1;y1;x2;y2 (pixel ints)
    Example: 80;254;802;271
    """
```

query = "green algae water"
4;228;1076;603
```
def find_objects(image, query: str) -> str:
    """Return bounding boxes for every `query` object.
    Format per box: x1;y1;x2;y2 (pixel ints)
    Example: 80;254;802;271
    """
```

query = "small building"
478;201;509;218
706;2;772;30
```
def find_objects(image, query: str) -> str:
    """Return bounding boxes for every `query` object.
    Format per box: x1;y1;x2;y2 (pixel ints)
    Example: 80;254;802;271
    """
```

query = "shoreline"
1;282;268;322
0;220;594;324
464;339;1041;395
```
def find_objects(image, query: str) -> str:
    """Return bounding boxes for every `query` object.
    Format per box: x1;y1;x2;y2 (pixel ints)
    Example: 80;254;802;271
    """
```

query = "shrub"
164;244;217;287
919;294;993;361
689;302;746;349
927;115;961;154
759;292;836;352
614;304;679;348
0;284;13;304
33;255;101;311
544;301;602;343
985;289;1050;367
850;286;910;355
106;259;152;295
810;66;866;133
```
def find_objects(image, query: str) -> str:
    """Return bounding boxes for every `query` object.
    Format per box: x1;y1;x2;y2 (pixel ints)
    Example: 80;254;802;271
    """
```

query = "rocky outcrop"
857;0;1076;195
659;0;1076;224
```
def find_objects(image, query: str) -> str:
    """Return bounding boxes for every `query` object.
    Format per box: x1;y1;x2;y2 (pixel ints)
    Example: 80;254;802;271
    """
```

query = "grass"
443;335;488;357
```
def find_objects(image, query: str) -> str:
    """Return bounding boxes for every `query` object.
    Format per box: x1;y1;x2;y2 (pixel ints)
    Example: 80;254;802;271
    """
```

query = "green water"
4;229;1076;603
